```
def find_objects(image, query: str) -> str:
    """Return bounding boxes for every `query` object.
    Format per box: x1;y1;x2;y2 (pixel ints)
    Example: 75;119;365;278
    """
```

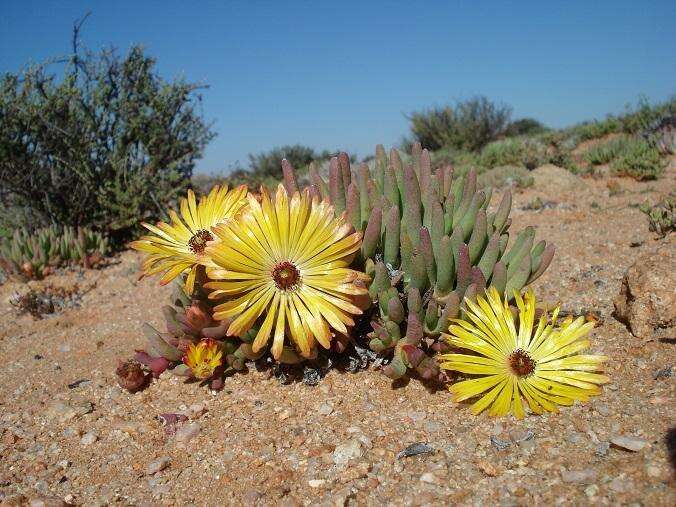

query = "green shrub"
583;135;630;165
504;118;548;137
248;144;317;179
619;96;676;134
477;165;534;189
408;96;512;152
479;137;547;170
0;42;213;244
567;117;622;142
610;137;666;180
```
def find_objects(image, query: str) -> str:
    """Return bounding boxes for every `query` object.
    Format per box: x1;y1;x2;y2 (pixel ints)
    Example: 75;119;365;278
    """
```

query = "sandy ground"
0;163;675;506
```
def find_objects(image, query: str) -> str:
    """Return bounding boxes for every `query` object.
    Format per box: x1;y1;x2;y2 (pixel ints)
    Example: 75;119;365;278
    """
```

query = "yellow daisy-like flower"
439;287;609;419
183;339;223;379
130;185;248;294
204;184;368;360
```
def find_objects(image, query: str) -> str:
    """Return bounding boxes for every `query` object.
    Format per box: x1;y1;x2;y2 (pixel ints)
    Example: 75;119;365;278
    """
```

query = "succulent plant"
284;144;555;380
0;225;109;280
136;274;270;385
640;195;674;238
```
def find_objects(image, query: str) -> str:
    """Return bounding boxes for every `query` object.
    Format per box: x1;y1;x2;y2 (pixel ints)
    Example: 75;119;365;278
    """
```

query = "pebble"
174;422;201;443
188;403;206;418
584;484;599;497
420;472;438;484
610;436;648;452
609;476;633;493
318;403;333;416
560;468;597;484
333;439;362;466
145;456;171;475
27;497;68;507
308;479;326;488
80;432;98;445
508;428;534;443
646;465;662;478
595;442;610;456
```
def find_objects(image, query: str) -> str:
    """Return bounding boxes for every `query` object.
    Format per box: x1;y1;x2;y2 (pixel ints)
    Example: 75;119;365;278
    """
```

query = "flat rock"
174;422;201;443
610;435;649;452
561;468;597;484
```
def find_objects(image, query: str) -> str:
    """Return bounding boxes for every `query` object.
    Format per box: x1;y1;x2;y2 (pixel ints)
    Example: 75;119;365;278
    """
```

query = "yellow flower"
204;184;368;360
130;185;248;294
183;339;223;379
439;287;609;419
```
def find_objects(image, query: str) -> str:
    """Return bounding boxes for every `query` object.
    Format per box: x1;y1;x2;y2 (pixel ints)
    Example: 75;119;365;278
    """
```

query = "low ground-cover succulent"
283;144;555;380
640;195;674;237
0;225;109;280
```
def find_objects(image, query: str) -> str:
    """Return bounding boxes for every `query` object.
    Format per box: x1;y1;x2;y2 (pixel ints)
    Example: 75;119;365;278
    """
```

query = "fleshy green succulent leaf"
505;254;531;296
435;236;455;296
281;159;298;195
490;261;507;294
346;182;361;231
477;232;501;281
528;243;555;284
493;190;512;233
467;209;487;264
384;205;401;266
419;227;436;286
361;206;382;259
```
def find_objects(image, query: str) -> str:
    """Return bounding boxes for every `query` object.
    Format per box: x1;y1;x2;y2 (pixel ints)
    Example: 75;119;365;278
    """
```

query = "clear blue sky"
2;1;675;173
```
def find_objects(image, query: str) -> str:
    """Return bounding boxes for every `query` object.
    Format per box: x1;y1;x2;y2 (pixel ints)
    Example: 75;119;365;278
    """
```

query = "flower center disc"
508;349;536;377
272;261;301;290
188;229;213;255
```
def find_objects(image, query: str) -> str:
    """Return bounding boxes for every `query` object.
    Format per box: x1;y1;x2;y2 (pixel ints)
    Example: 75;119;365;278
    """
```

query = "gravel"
1;164;675;505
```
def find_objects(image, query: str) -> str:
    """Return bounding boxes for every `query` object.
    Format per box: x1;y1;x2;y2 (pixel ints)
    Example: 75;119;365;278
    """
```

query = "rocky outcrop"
613;238;675;339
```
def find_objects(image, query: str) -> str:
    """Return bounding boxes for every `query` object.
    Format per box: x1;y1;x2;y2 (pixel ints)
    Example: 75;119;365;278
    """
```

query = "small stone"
610;436;648;452
318;403;333;416
646;465;662;478
566;433;585;444
58;344;71;353
609;476;633;493
595;442;610;456
595;403;610;416
420;472;437;484
145;456;171;475
188;403;206;418
476;460;498;477
584;484;599;497
27;497;67;507
174;422;201;443
333;439;362;466
308;479;326;488
561;468;597;484
396;442;434;459
490;436;511;451
508;428;534;443
80;432;97;445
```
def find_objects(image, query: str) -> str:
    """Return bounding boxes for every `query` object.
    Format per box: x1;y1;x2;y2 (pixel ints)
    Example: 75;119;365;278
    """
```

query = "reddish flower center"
188;229;213;255
508;349;536;377
271;261;301;290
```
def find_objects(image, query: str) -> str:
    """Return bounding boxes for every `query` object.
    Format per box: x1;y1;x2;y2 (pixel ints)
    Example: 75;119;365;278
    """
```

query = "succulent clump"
281;144;555;380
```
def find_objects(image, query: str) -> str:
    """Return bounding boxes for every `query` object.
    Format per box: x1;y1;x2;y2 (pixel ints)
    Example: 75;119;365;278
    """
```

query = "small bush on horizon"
583;135;631;165
504;118;549;137
610;137;666;180
408;96;512;152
